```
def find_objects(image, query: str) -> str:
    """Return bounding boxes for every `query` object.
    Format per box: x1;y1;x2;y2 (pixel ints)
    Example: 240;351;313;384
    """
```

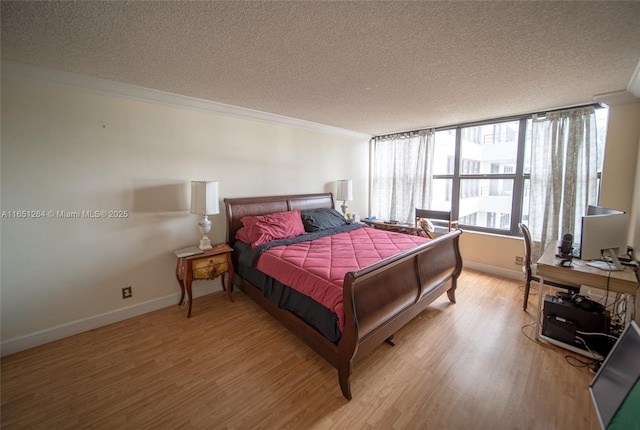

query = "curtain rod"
374;102;602;138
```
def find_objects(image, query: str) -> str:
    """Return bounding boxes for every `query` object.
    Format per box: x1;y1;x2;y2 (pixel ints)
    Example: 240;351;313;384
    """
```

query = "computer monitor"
587;205;623;216
589;320;640;430
579;207;629;271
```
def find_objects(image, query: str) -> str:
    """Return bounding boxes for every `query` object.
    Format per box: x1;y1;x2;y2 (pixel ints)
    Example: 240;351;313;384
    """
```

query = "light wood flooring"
1;269;602;429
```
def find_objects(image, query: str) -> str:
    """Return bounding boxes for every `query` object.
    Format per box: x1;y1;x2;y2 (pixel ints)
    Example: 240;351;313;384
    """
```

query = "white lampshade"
190;181;219;215
336;180;353;202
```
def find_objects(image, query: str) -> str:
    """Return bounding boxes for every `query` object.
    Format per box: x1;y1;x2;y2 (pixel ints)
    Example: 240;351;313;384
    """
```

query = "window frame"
372;103;604;237
430;104;606;236
431;116;528;236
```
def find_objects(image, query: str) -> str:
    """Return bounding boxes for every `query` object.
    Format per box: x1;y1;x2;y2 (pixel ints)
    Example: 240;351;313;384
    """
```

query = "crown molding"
628;57;640;99
1;61;372;140
591;58;640;107
594;90;640;107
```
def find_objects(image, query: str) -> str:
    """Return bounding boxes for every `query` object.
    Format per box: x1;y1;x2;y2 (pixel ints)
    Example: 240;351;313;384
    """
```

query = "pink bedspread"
254;227;430;331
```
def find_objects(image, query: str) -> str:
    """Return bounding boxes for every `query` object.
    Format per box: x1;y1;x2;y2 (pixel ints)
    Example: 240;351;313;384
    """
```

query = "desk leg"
535;276;545;340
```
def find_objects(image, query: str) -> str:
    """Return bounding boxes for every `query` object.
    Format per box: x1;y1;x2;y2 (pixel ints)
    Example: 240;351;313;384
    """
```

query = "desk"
535;241;638;357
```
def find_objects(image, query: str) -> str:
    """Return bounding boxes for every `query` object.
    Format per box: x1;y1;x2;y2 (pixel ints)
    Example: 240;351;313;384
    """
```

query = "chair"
518;223;581;311
415;209;459;239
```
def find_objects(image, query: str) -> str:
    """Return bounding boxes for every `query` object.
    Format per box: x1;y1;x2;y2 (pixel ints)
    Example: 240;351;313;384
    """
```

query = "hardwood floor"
1;270;601;429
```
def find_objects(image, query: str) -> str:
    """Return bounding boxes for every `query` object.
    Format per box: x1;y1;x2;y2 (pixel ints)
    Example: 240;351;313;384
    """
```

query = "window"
370;106;607;237
431;120;521;234
388;106;608;236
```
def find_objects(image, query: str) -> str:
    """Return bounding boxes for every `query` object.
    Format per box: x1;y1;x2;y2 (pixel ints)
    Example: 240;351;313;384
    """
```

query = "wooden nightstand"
174;243;234;318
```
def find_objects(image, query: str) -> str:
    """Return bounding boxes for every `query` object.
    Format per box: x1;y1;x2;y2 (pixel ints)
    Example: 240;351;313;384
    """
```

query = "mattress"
234;225;430;342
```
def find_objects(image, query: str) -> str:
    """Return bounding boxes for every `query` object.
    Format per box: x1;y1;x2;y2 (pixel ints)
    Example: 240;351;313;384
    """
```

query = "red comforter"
254;227;430;331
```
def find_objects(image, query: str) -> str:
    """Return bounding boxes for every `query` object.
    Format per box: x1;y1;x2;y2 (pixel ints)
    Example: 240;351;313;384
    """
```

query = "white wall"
633;114;640;255
600;102;640;214
0;75;369;354
599;102;640;253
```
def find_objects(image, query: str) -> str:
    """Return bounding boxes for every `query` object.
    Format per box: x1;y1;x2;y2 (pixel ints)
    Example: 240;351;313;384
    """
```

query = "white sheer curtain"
370;129;434;224
528;106;599;258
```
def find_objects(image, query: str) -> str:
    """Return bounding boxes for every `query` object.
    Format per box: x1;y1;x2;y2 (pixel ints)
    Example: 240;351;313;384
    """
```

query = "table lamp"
190;181;219;250
336;179;353;217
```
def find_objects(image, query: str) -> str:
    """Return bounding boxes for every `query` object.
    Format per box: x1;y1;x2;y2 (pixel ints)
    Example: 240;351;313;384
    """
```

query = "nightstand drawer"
192;254;228;279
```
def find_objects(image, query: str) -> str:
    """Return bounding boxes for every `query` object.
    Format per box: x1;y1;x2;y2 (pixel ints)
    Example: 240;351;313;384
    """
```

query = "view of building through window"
428;107;608;234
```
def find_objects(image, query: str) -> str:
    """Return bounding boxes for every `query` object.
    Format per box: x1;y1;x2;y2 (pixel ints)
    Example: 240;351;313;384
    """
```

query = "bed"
224;192;463;400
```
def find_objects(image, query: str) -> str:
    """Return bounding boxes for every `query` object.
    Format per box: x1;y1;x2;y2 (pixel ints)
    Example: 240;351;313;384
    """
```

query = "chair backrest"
518;223;533;280
415;209;456;231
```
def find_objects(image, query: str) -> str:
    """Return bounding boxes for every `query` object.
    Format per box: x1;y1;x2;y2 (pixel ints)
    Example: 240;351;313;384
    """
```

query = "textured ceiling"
2;1;640;136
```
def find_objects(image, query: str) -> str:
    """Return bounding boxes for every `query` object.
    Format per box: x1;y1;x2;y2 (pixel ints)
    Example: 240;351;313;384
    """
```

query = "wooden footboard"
338;229;462;399
224;193;463;400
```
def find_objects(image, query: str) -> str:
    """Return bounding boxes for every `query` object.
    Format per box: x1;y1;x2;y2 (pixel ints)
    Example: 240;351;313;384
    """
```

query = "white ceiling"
2;1;640;136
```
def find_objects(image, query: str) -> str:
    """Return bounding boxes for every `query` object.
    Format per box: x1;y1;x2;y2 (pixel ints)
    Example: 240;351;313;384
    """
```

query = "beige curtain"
370;129;434;224
528;106;599;258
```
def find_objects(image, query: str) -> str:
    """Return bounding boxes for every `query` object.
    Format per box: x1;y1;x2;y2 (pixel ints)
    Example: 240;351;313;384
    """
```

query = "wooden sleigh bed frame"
224;192;463;400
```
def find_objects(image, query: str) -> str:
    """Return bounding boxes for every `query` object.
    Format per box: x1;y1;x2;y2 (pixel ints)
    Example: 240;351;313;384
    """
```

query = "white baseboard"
0;284;221;357
1;261;520;357
463;260;523;281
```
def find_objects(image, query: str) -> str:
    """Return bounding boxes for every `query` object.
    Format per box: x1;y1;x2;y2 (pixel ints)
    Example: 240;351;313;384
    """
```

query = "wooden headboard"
223;193;335;246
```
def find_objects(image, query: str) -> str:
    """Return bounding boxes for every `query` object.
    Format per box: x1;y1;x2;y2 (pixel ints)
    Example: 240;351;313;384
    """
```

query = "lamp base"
340;202;349;217
199;236;213;250
197;215;213;250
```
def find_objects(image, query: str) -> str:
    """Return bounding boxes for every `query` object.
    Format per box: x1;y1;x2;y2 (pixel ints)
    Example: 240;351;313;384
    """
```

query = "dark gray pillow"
300;208;348;232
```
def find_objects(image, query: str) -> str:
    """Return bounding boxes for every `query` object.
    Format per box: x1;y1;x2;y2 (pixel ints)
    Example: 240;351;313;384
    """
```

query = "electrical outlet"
515;256;523;265
122;286;132;299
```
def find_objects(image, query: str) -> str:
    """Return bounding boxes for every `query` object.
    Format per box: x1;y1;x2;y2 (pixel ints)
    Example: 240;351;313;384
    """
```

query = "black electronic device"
542;294;612;356
556;291;572;300
554;291;604;312
558;233;574;258
571;293;605;313
557;259;573;268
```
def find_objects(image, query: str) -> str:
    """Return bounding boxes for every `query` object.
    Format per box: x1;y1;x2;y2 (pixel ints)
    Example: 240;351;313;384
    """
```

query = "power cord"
520;290;556;350
564;354;601;374
519;282;539;296
521;316;602;372
520;320;556;350
576;329;619;340
575;336;604;361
